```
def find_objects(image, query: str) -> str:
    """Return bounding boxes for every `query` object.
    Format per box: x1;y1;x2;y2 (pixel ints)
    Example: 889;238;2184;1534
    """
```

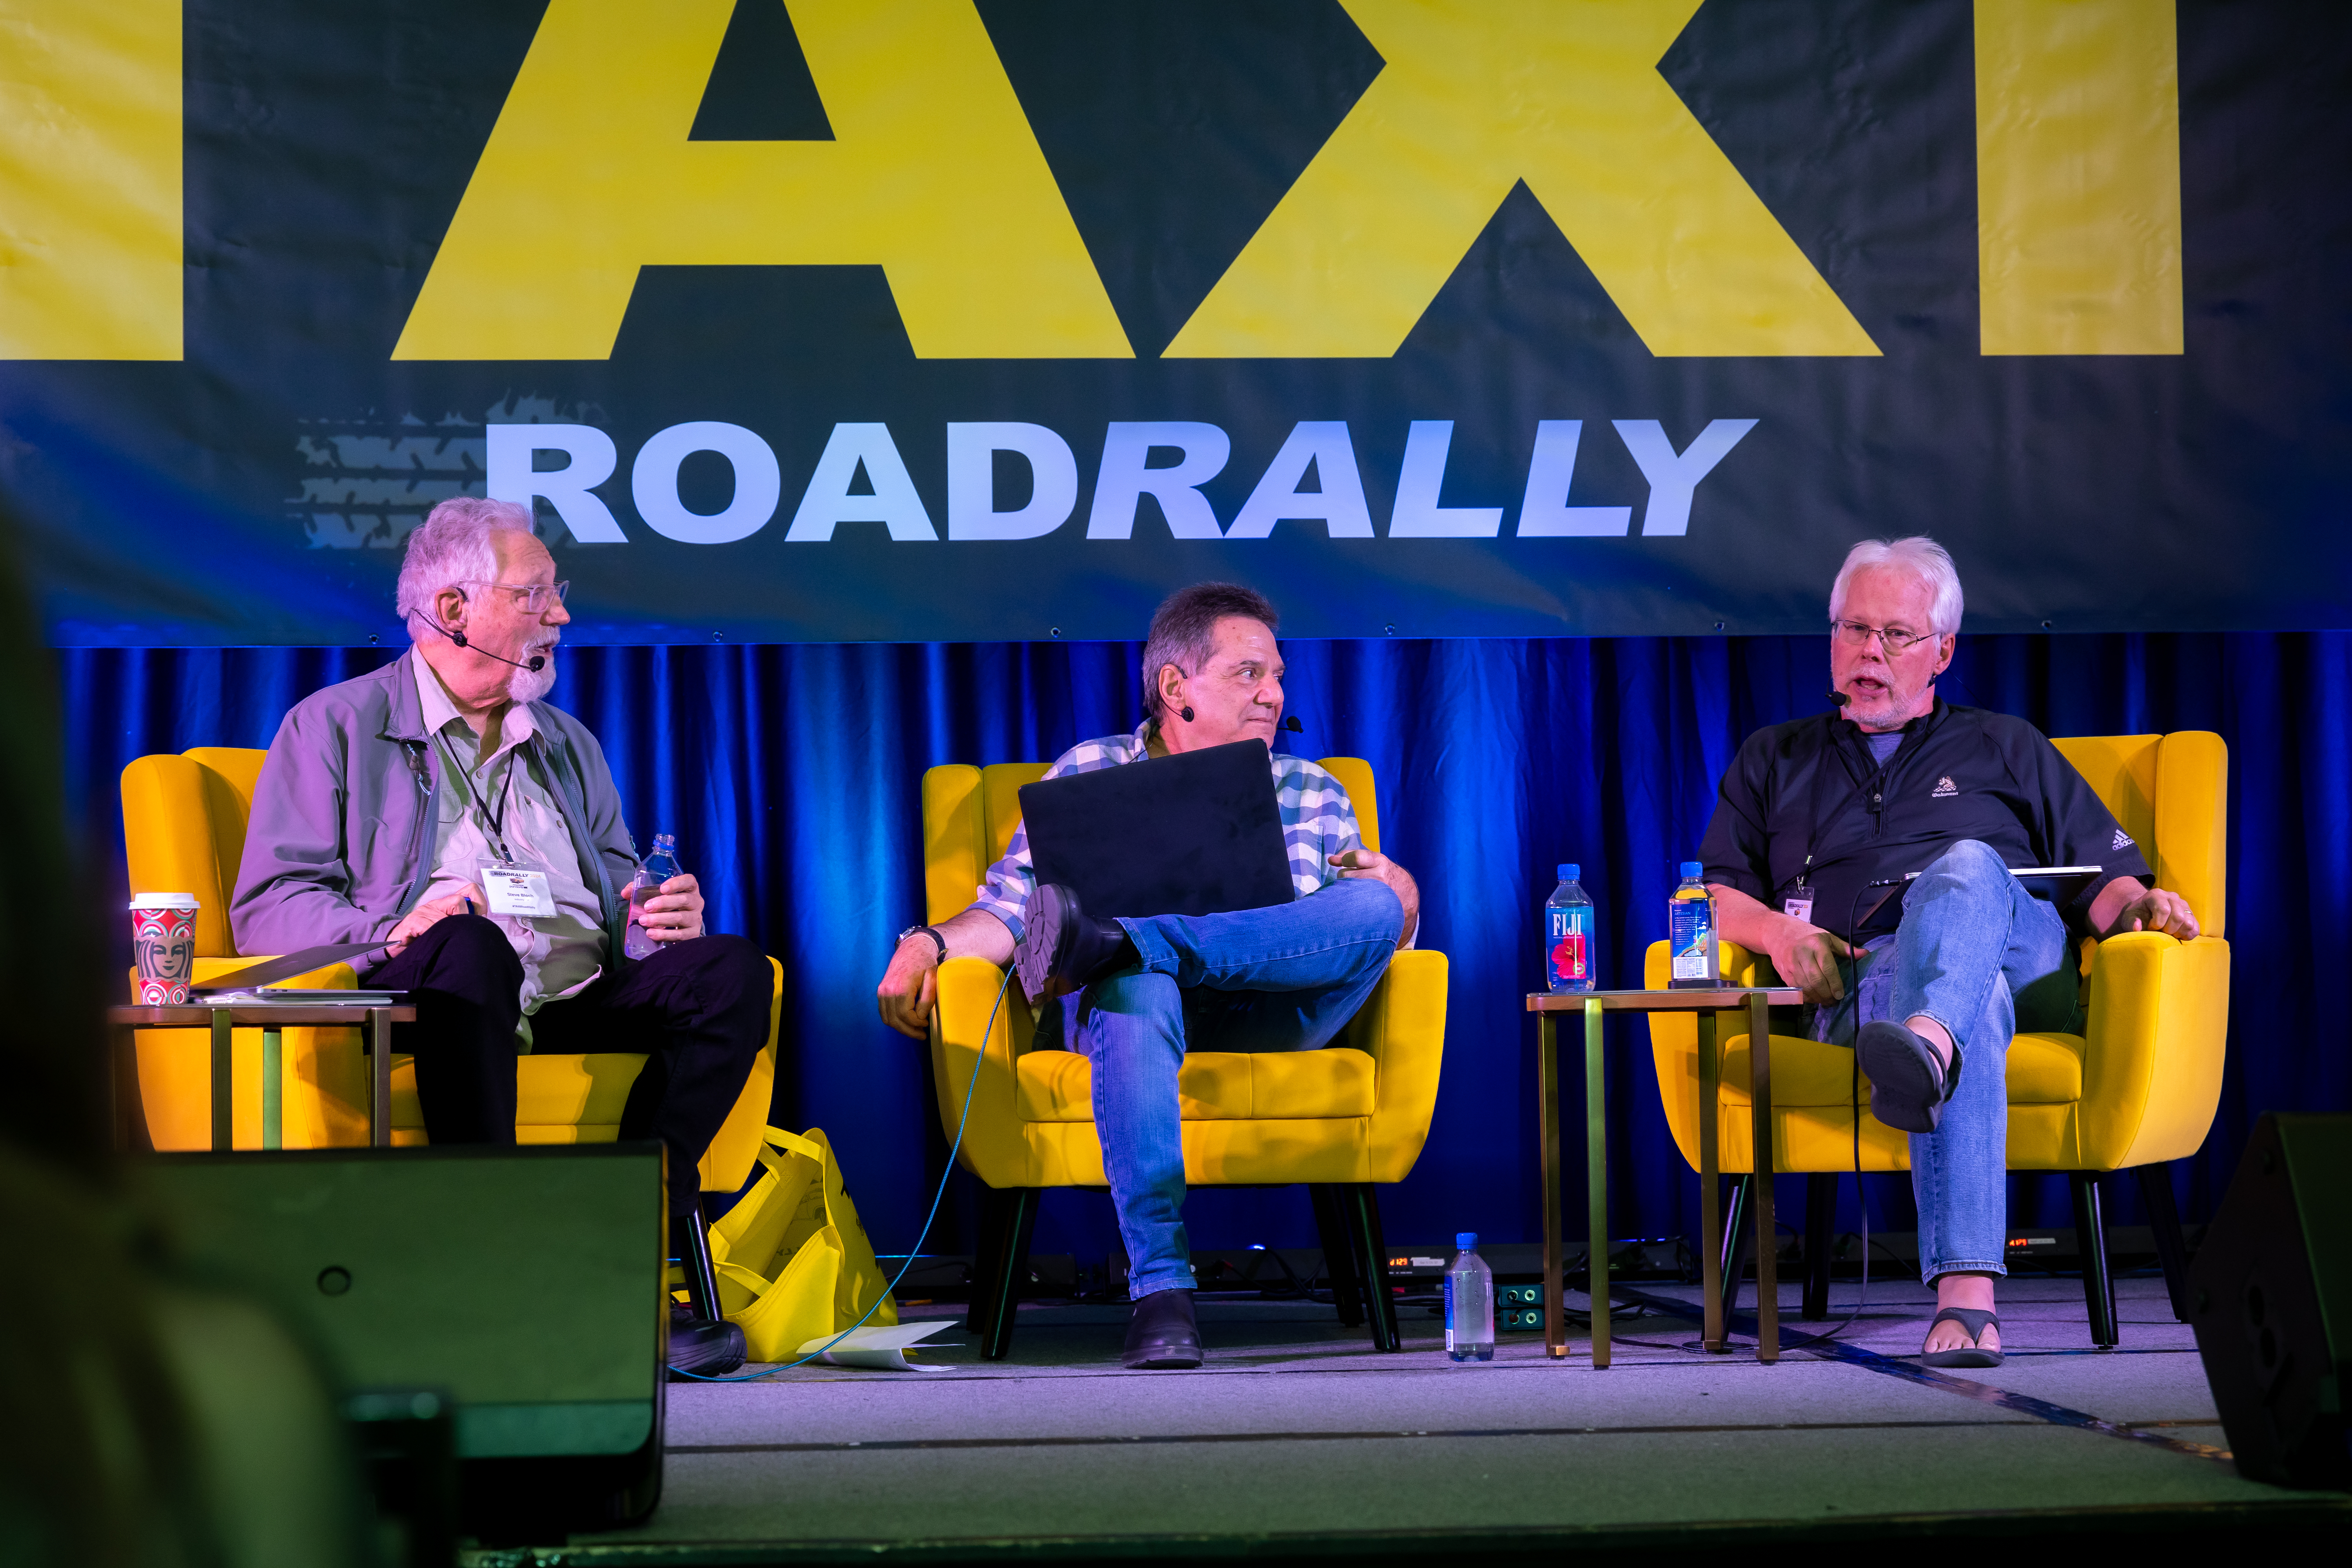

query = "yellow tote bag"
709;1126;897;1362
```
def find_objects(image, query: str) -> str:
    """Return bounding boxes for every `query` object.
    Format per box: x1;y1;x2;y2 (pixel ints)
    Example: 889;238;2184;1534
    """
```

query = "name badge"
483;864;557;918
1783;897;1815;925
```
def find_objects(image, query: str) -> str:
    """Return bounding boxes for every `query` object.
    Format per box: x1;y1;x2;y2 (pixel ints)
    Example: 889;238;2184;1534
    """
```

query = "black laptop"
1017;739;1295;919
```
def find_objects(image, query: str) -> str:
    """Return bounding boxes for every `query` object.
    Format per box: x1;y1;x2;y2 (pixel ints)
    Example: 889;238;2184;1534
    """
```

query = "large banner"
3;1;2346;645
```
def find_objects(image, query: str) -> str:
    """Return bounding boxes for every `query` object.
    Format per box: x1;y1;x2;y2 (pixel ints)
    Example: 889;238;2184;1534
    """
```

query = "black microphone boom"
1281;716;1304;732
450;629;546;672
1826;690;1849;707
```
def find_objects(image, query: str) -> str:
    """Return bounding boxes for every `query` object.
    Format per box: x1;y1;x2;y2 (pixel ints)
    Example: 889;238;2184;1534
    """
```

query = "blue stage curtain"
58;632;2349;1266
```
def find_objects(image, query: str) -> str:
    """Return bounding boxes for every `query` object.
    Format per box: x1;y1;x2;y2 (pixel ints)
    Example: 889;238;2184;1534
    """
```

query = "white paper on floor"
795;1321;957;1371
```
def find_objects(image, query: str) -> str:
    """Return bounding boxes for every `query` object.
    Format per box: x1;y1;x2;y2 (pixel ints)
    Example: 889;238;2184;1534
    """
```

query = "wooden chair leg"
2069;1171;2118;1348
1341;1185;1402;1352
1802;1174;1837;1321
1308;1183;1365;1326
2135;1161;2194;1323
1719;1173;1753;1326
975;1187;1042;1361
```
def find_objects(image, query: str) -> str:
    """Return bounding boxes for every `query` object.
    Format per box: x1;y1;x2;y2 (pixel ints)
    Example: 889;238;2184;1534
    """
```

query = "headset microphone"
1281;716;1304;733
1826;690;1850;707
449;628;547;673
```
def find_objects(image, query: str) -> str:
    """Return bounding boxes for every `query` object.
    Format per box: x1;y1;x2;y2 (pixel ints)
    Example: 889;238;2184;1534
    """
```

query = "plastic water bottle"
1444;1232;1495;1363
623;832;682;960
1544;863;1596;993
1667;860;1719;989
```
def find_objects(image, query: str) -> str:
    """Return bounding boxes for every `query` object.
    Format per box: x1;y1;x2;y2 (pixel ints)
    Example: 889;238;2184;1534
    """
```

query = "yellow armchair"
120;747;780;1196
1642;731;2229;1345
922;755;1448;1357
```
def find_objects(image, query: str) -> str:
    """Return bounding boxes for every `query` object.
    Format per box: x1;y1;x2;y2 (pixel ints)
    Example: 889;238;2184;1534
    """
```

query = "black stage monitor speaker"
2187;1113;2351;1489
147;1143;668;1534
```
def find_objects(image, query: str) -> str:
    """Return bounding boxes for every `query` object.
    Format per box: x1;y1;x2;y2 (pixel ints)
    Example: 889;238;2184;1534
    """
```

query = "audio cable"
670;960;1015;1381
1773;874;1907;1349
1713;876;1898;1354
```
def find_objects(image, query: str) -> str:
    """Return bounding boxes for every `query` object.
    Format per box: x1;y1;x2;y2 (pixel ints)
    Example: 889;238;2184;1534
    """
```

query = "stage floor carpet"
478;1274;2347;1565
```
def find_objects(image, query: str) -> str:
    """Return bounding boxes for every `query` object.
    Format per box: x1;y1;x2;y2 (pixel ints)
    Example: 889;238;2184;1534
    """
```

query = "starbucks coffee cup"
130;893;201;1005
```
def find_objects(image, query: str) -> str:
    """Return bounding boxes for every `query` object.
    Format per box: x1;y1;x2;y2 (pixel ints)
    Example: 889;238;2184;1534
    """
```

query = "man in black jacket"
1698;537;2197;1366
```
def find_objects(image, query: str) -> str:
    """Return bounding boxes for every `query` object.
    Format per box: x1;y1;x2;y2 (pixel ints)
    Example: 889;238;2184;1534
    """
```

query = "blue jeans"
1811;840;2081;1283
1067;876;1405;1299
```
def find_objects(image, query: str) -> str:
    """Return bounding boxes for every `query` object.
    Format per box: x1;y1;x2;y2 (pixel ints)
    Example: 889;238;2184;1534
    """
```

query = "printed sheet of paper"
793;1320;956;1372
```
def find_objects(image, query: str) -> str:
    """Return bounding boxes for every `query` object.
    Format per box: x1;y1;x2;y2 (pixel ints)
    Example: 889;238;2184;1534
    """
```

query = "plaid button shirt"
969;720;1367;944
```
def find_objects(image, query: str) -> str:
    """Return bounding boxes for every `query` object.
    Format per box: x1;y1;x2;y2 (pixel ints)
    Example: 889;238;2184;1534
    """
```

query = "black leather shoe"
1122;1287;1203;1370
1017;883;1136;1004
1856;1020;1962;1134
667;1307;747;1380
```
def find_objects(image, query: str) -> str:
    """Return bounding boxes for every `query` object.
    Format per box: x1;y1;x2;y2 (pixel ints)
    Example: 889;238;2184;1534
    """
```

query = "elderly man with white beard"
231;497;771;1370
1697;537;2198;1367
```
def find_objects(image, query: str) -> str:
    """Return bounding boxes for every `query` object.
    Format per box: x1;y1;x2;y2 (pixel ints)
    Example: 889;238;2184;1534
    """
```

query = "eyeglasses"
1830;619;1936;653
462;580;570;615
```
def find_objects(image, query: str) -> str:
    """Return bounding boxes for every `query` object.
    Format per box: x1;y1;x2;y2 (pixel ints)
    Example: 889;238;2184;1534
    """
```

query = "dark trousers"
365;915;771;1214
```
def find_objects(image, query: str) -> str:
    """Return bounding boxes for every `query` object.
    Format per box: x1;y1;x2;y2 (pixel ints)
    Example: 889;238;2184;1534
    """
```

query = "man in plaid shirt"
877;584;1419;1370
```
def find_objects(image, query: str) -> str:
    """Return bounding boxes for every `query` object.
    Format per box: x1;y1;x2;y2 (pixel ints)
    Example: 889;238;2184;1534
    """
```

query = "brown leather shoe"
1122;1287;1203;1370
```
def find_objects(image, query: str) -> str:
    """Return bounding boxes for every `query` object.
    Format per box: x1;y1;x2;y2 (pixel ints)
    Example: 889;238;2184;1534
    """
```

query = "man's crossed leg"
1830;840;2079;1361
1034;877;1405;1367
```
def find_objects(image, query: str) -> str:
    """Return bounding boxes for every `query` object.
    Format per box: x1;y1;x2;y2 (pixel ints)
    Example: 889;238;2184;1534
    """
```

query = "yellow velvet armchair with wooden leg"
920;755;1448;1358
119;746;780;1196
1642;731;2229;1345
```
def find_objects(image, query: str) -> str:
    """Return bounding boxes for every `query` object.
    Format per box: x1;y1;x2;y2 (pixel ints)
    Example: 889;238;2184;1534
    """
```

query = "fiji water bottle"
624;832;682;960
1667;860;1719;989
1444;1232;1495;1363
1544;863;1596;993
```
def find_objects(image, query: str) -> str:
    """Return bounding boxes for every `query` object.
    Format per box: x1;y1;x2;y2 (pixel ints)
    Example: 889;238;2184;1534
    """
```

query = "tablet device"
202;989;403;1005
1857;864;2108;931
1902;864;2105;905
192;939;390;995
1018;739;1294;920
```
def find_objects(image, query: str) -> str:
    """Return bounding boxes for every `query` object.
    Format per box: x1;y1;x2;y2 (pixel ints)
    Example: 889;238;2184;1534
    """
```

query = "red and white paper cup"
130;893;201;1005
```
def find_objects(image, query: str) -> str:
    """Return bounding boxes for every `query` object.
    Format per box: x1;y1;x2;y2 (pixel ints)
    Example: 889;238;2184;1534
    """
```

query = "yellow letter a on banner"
394;0;1129;360
1166;0;1876;359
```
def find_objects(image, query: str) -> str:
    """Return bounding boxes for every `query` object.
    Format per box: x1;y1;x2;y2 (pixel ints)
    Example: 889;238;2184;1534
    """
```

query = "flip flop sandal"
1856;1021;1962;1134
1919;1307;2003;1368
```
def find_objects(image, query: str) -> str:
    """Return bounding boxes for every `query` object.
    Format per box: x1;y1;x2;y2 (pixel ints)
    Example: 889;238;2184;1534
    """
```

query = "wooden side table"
107;1001;415;1152
1527;985;1802;1367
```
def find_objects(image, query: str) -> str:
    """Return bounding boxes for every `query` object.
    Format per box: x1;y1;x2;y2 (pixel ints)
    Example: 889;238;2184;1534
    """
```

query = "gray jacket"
230;657;639;962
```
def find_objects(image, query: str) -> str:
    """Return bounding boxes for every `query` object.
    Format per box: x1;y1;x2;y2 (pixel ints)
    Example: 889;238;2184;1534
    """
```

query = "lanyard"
435;729;524;862
1783;716;1920;898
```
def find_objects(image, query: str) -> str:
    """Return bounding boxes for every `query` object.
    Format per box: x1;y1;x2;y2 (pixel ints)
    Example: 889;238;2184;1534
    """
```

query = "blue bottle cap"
1557;863;1578;880
1680;861;1703;877
1456;1231;1477;1250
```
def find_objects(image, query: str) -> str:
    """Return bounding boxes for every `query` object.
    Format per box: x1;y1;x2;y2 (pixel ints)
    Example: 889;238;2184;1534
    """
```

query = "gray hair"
1829;535;1964;637
1141;582;1280;720
397;496;535;644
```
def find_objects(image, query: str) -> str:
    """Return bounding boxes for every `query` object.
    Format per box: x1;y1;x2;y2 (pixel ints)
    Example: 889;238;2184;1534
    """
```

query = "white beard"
504;649;557;704
1846;673;1933;730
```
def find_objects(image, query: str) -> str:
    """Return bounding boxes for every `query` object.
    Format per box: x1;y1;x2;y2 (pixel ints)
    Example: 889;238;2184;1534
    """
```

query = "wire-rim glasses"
1829;619;1935;653
462;580;570;615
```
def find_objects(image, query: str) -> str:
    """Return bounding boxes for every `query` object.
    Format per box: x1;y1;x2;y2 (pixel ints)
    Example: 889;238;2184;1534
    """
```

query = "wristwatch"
896;924;947;964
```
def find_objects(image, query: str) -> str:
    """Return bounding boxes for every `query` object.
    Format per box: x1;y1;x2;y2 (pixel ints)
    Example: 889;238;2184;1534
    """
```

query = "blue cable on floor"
670;962;1015;1382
